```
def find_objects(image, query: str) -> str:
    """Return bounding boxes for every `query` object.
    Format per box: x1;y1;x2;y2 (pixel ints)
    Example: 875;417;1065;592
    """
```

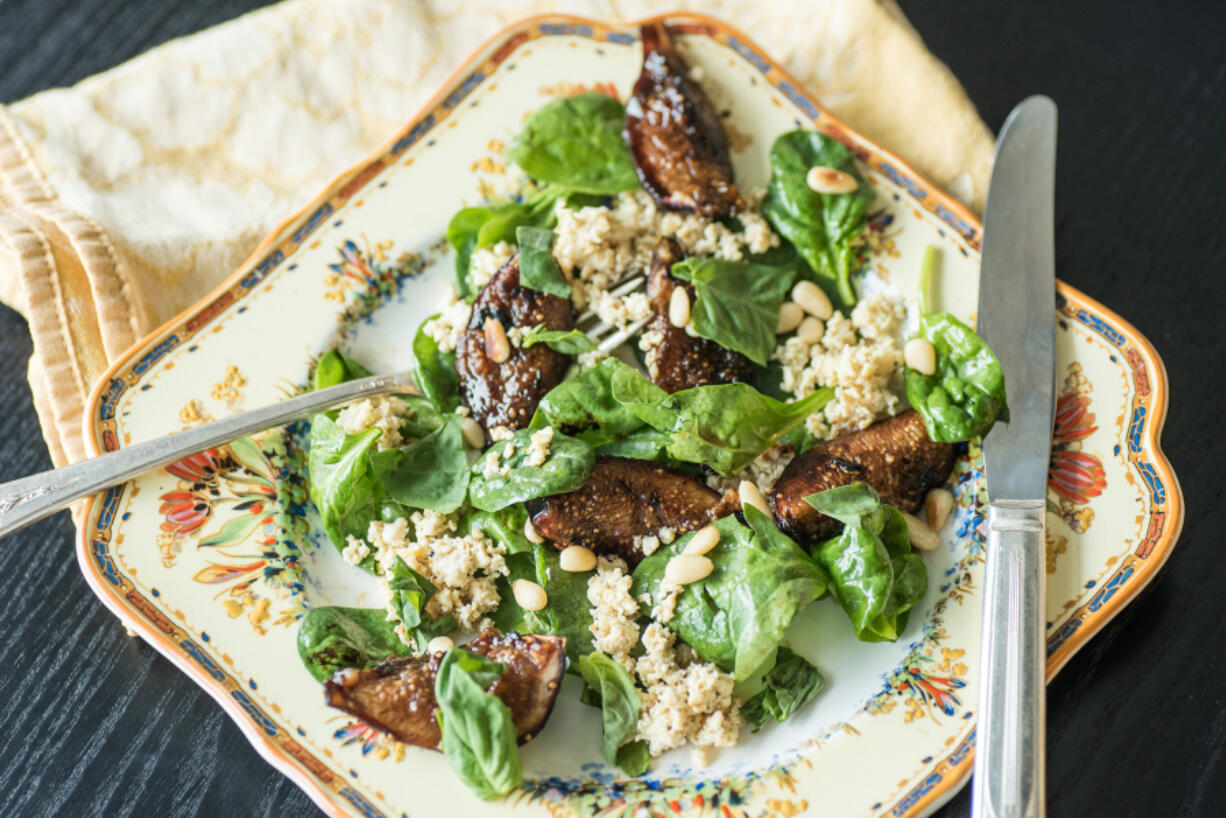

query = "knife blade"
971;95;1058;818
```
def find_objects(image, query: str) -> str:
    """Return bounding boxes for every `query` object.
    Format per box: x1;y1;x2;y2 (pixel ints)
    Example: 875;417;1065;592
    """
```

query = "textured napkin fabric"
0;0;994;469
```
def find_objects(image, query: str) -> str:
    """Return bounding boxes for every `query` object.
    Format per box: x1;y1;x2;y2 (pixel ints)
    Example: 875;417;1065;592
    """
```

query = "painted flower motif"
334;721;381;755
158;490;211;538
165;448;226;486
1048;393;1107;504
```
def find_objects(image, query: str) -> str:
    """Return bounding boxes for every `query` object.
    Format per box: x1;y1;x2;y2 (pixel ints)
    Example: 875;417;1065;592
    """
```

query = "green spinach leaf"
313;349;372;392
670;257;797;366
509;93;639;195
385;557;459;651
905;311;1009;443
447;188;561;299
515;226;571;298
468;428;594;511
370;415;470;513
740;646;825;731
307;416;389;570
296;606;411;682
411;316;461;413
762;130;870;307
578;653;650;777
434;648;523;800
490;542;595;662
530;358;648;443
520;325;597;355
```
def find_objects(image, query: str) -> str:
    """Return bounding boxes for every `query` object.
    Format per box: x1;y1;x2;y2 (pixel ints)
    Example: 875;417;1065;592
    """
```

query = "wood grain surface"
0;1;1223;815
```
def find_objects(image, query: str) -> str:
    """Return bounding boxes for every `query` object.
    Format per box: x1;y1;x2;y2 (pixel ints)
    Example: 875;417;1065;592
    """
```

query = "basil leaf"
435;648;523;800
520;324;596;355
468;428;594;511
530;358;649;440
632;507;829;680
307;416;389;572
806;483;928;642
740;646;825;731
411;316;461;413
296;606;412;682
490;542;595;663
386;557;458;651
762;130;870;307
509;93;639;195
369;415;470;513
447;188;561;298
515;226;571;298
905;311;1009;442
578;653;649;776
670;257;796;365
314;349;373;392
615;741;651;777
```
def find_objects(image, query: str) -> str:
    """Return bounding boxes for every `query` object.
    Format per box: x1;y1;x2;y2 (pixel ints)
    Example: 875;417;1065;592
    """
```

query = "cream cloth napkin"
0;0;994;470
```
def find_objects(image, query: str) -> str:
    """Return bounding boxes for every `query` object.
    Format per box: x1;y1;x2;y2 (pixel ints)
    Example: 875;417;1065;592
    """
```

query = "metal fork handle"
0;371;418;540
972;499;1047;818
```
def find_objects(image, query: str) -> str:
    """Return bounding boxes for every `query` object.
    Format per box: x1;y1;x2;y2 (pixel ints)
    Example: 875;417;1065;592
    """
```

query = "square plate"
79;13;1182;818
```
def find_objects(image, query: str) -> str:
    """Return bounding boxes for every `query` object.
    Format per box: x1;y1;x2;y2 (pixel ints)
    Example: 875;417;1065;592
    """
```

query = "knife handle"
972;500;1047;818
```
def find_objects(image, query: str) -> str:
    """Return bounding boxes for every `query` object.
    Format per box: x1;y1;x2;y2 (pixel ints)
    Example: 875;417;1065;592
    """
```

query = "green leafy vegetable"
313;349;372;392
807;482;928;642
465;504;539;556
633;507;829;680
578;653;650;777
491;542;595;662
740;646;825;731
385;557;458;651
447;188;561;299
520;324;597;355
515;226;572;298
371;415;470;513
530;358;648;445
296;606;412;682
905;311;1009;443
468;428;594;511
669;257;797;365
509;93;639;195
762;130;870;307
308;417;388;569
594;427;672;462
434;648;523;800
412;317;461;413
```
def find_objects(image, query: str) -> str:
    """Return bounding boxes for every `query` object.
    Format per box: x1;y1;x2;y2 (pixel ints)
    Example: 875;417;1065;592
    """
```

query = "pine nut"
664;553;713;585
904;338;937;375
738;480;772;517
669;286;691;328
512;579;548;611
902;512;941;551
796;316;825;345
484;317;511;364
776;301;804;334
683;525;721;556
523;517;544;544
806;165;859;195
460;417;485;449
427;635;454;654
924;488;955;531
559;545;597;572
792;280;833;320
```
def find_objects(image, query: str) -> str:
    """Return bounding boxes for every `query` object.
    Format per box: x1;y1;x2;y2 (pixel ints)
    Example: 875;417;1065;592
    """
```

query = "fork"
0;298;649;540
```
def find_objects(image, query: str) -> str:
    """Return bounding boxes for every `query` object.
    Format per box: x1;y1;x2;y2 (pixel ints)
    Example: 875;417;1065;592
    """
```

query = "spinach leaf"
468;428;594;511
307;416;389;570
509;93;639;195
807;482;928;642
530;358;648;443
515;226;571;298
520;325;597;355
740;646;825;731
313;349;372;392
411;316;461;413
434;648;523;800
905;311;1009;443
632;507;829;680
762;130;870;307
370;415;470;513
610;365;834;476
669;257;797;366
578;653;650;777
447;188;561;298
296;606;411;682
385;557;458;651
465;504;539;556
491;542;595;662
594;427;671;463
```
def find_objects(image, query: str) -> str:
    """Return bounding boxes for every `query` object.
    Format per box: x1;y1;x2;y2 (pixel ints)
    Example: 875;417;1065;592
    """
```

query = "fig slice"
625;23;745;217
644;237;756;393
770;411;956;545
528;455;727;566
456;254;574;436
323;629;566;749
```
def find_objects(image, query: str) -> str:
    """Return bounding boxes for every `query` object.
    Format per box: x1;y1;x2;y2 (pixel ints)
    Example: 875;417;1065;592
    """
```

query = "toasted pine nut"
460;417;486;449
792;280;833;320
484;318;511;364
512;579;548;611
664;553;713;585
669;287;691;328
559;545;597;572
427;635;454;654
806;165;859;195
523;517;544;544
904;338;937;375
796;316;825;345
924;488;955;531
738;480;772;517
683;525;721;556
776;301;805;334
902;512;941;551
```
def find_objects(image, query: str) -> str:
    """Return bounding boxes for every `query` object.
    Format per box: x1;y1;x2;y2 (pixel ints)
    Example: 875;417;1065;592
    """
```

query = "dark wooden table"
0;1;1222;815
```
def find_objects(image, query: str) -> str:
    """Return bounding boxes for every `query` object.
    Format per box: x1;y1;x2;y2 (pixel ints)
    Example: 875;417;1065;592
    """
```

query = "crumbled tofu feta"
586;556;640;667
469;241;515;290
651;583;683;623
422;284;474;354
336;396;410;451
527;426;554;467
488;425;515;442
657;527;677;545
634;534;661;557
639;327;665;380
342;535;370;565
507;325;530;348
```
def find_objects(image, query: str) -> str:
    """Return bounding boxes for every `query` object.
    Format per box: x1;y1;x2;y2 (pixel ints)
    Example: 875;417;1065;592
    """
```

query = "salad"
296;23;1007;800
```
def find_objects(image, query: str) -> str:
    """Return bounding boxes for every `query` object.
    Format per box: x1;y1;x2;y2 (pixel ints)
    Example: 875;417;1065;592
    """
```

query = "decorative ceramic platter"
78;13;1182;818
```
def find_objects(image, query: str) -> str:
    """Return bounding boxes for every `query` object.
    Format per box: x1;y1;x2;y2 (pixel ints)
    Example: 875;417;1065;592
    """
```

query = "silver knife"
971;96;1058;818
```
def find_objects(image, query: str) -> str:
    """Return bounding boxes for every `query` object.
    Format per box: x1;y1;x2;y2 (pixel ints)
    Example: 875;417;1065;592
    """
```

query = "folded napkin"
0;0;993;470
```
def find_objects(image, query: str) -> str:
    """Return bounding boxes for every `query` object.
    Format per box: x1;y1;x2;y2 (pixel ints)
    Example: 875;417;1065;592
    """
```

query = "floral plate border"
75;13;1183;818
